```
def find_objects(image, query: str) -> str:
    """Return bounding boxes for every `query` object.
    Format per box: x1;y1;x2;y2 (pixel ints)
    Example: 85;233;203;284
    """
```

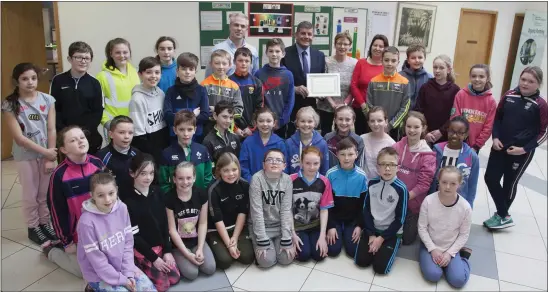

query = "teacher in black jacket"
281;21;326;138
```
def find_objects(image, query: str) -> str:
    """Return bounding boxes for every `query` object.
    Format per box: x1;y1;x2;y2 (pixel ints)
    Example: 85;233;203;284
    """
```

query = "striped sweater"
47;155;104;246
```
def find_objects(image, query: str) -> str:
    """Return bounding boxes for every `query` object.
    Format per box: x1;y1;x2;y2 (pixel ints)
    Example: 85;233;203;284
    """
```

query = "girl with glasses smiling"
249;149;295;268
429;116;479;208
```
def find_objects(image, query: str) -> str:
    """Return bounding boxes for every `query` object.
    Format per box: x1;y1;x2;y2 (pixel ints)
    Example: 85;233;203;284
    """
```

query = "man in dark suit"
281;21;326;138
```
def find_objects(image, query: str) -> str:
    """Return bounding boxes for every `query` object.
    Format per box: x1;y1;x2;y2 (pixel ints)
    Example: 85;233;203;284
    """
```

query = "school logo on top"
291;154;300;170
230;141;237;149
224;88;232;97
171;155;179;161
248;86;254;94
393;83;401;91
387;195;395;203
525;102;532;110
196;151;202;160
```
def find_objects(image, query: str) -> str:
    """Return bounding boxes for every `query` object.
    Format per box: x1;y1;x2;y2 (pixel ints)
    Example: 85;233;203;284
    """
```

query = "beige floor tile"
2;207;27;230
1;238;26;259
23;268;85;291
499;280;543;291
233;263;311;291
300;269;371;291
1;174;17;190
314;254;375;284
524;187;547;219
224;262;250;285
4;183;22;209
372;258;436;291
1;247;58;291
1;160;18;175
369;285;396;291
493;231;547;261
2;228;43;252
496;251;547;290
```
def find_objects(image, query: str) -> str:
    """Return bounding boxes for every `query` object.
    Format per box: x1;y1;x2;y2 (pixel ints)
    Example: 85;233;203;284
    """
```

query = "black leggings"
353;107;370;135
319;110;334;136
484;148;535;218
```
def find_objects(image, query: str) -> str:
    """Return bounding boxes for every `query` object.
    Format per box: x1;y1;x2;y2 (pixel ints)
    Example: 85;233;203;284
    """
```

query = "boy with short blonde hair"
201;49;245;136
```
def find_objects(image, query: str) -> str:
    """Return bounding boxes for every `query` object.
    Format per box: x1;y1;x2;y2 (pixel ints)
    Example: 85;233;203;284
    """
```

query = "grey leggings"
172;242;216;280
250;228;293;268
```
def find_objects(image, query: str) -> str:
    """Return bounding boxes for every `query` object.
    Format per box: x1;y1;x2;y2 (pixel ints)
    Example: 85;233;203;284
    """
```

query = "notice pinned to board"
367;10;392;50
200;11;223;31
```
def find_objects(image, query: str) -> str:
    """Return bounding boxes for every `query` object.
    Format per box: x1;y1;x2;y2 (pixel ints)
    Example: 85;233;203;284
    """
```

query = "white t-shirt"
441;147;460;167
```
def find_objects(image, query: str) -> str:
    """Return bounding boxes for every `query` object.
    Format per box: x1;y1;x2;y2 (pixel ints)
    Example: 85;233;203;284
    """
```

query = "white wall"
57;1;547;99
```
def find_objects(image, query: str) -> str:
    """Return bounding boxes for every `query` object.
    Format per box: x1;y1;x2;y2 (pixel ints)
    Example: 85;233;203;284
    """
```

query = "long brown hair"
5;63;40;116
105;38;131;71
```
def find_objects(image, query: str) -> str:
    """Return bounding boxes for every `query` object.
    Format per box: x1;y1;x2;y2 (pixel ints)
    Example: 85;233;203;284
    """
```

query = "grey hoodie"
129;84;166;136
249;170;293;249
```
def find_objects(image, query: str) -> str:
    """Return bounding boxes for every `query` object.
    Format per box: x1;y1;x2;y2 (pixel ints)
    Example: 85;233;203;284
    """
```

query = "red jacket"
450;86;497;150
350;59;383;108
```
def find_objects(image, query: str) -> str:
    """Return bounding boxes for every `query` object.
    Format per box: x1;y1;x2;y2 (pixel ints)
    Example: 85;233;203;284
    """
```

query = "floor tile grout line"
313;265;376;285
499;279;546;291
20;267;60;292
495;249;548;262
298;265;314;292
1;237;26;259
1;183;15;209
1;235;43;252
229;264;251;287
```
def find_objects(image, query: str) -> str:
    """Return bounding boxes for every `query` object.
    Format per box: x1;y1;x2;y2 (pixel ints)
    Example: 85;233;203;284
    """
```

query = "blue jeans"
419;243;470;288
328;221;358;258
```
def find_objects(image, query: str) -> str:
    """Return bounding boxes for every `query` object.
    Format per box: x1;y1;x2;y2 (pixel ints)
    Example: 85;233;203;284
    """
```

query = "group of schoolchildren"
2;31;546;292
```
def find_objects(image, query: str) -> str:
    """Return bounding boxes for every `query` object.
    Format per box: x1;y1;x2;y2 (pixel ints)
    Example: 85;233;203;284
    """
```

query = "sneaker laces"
33;226;48;241
42;224;57;237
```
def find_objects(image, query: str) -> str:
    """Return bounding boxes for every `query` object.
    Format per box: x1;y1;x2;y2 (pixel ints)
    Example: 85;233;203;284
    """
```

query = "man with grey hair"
282;21;326;137
205;12;259;77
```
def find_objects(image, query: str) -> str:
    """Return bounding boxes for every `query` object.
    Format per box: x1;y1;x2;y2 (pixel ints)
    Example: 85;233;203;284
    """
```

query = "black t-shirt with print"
165;186;208;249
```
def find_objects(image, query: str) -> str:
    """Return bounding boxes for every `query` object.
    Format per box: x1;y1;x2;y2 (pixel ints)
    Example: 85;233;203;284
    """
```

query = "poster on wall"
199;2;245;69
293;6;333;55
367;10;393;52
510;10;547;86
331;7;367;59
248;2;294;37
258;38;270;68
394;3;436;53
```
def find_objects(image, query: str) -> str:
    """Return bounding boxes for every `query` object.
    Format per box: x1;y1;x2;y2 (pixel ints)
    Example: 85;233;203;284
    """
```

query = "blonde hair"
174;161;196;177
296;106;320;128
215;152;241;180
210;49;231;64
438;165;463;184
433;55;456;82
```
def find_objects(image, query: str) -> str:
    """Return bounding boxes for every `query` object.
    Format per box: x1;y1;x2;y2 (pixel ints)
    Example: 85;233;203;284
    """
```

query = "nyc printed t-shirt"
165;186;208;249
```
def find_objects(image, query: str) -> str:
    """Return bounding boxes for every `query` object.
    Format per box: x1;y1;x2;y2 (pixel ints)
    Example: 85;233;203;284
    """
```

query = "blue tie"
302;50;309;75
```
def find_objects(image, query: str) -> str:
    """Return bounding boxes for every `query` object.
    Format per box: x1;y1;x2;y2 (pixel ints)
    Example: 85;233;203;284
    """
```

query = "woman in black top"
125;153;180;292
207;152;254;269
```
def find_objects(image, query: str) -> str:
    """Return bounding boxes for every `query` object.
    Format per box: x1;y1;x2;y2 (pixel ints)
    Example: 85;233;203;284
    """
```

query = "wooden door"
501;14;525;94
1;2;49;159
453;9;498;88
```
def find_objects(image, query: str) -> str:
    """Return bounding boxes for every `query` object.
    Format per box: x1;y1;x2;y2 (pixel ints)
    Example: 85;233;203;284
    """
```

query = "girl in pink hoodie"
450;64;497;153
393;111;436;245
77;173;156;292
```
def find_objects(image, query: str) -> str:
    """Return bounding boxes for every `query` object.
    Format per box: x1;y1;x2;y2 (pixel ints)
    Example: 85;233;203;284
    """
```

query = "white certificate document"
307;73;341;97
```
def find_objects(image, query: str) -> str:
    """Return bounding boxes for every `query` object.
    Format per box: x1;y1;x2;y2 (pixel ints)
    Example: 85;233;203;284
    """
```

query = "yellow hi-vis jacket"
96;61;140;128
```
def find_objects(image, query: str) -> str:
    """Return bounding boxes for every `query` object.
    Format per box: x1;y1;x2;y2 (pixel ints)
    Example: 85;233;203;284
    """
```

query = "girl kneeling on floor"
77;173;156;291
291;146;334;262
249;149;295;268
418;166;472;288
125;153;180;291
166;162;216;280
207;152;255;269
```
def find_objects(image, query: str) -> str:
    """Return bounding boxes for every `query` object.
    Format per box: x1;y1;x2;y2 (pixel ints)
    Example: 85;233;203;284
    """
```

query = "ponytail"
470;64;492;90
6;87;21;116
434;55;456;83
5;63;40;116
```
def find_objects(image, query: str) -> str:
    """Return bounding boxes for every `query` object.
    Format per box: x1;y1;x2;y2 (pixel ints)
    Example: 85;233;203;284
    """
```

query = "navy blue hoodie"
286;130;330;175
163;78;210;137
240;130;287;182
254;64;295;127
399;60;432;108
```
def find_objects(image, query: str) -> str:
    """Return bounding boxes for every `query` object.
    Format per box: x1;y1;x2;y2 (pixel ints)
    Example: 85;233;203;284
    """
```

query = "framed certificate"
306;73;341;97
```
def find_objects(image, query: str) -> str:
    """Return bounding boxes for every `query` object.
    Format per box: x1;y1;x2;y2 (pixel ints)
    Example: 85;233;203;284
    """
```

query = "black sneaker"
459;247;472;260
28;226;50;246
39;224;58;241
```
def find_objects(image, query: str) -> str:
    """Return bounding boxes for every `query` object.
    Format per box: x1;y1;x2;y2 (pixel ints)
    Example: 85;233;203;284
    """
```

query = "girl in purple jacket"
392;111;436;245
77;173;156;292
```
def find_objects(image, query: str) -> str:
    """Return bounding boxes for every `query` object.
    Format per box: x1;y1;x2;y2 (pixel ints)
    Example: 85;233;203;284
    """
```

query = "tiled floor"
1;141;546;291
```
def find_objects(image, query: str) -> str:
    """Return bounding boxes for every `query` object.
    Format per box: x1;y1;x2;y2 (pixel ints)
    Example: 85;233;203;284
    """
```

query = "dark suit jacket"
282;44;326;88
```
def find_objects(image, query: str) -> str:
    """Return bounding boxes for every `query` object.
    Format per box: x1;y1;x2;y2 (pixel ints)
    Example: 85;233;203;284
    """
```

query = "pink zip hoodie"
393;137;436;214
450;86;497;150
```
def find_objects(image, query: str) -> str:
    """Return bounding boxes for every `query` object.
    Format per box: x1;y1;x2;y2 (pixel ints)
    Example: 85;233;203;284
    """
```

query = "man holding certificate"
282;21;326;138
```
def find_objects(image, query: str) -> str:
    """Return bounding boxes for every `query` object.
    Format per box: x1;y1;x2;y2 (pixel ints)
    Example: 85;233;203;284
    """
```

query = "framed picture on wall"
394;3;437;53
